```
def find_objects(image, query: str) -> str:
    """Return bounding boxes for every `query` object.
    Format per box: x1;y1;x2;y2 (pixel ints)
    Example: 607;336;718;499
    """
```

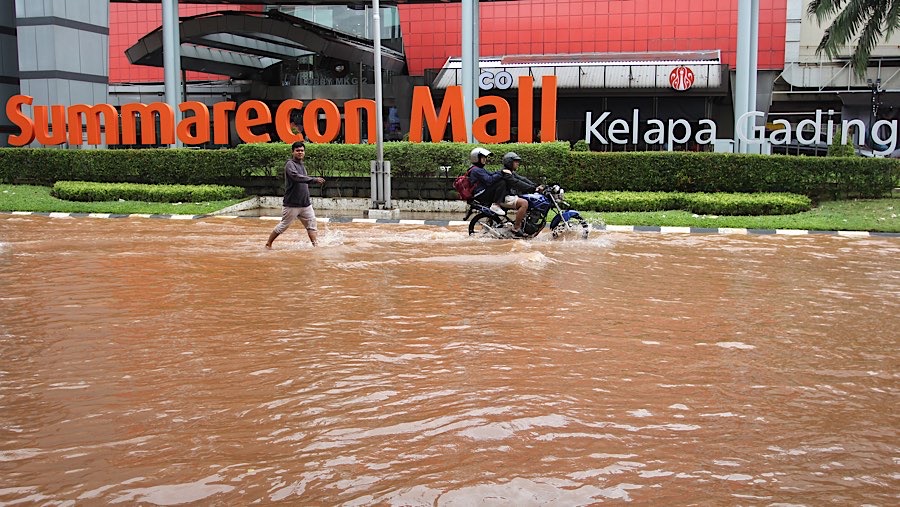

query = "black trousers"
473;180;509;206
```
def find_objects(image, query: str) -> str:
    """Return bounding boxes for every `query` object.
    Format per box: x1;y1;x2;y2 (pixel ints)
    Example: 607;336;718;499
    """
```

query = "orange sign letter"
121;102;176;145
343;99;377;144
236;100;272;144
178;102;211;145
68;103;119;145
540;76;557;142
6;95;35;146
274;99;304;143
409;86;467;142
473;96;511;143
303;99;341;143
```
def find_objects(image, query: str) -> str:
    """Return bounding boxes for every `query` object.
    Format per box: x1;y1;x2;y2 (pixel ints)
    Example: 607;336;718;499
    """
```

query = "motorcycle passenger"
499;152;537;237
468;147;514;215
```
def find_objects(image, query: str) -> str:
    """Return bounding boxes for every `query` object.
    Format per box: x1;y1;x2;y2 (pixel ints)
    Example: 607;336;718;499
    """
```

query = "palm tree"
808;0;900;78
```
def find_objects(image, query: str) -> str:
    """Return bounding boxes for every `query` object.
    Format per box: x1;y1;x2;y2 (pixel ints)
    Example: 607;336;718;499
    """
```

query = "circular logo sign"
669;66;695;91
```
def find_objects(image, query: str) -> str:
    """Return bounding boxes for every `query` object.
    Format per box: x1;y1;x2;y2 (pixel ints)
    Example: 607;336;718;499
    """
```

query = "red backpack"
453;167;477;201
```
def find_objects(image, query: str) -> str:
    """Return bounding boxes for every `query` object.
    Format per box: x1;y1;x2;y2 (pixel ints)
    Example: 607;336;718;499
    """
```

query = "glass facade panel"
271;5;402;52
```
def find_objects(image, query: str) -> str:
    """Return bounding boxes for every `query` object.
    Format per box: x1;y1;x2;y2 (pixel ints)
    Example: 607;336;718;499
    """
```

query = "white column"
162;0;182;147
748;0;759;145
734;0;761;153
461;0;479;143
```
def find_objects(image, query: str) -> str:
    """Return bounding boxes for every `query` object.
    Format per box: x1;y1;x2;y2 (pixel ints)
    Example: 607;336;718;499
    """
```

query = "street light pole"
462;0;479;143
867;78;882;149
161;0;182;148
370;0;391;210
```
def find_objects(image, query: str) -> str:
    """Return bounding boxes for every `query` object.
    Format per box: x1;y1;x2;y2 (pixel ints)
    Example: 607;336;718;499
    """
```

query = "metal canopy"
432;52;727;93
125;9;406;78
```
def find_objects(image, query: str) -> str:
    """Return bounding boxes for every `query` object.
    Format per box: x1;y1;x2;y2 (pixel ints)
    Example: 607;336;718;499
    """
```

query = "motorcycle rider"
468;147;514;216
498;152;538;236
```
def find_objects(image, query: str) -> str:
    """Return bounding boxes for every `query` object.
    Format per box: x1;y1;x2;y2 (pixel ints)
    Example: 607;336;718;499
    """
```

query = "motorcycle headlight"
558;188;565;199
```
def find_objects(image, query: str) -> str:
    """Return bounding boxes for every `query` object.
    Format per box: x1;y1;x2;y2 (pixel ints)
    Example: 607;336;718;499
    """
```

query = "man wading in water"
265;141;326;248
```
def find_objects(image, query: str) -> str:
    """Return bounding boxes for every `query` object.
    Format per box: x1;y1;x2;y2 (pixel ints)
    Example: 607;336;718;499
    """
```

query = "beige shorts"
273;205;317;234
501;194;520;207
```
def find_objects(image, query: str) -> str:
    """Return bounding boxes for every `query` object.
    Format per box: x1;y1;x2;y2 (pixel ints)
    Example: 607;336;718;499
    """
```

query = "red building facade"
110;1;787;82
399;0;786;76
104;1;789;147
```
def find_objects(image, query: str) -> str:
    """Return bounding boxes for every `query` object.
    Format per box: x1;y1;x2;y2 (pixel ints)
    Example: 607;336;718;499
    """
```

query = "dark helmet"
501;152;522;169
469;147;492;163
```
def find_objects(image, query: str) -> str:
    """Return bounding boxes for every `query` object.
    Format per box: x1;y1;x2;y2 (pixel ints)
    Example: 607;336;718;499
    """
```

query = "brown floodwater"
0;216;897;505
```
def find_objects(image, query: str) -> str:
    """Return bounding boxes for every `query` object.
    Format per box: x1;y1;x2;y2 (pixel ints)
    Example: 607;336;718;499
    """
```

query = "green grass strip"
0;185;245;215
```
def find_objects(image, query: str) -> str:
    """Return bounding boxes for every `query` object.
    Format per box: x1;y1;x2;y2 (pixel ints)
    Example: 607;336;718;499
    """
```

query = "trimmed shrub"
51;181;245;203
572;139;589;152
565;191;812;216
0;147;240;185
559;151;897;198
565;191;685;212
828;129;857;157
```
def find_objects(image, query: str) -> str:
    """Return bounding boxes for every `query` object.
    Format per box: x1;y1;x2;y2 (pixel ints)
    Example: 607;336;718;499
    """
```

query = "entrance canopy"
126;9;407;78
432;51;727;93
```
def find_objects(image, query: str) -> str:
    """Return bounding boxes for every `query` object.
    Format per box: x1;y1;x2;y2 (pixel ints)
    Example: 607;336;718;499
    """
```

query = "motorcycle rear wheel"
551;216;590;239
468;213;505;237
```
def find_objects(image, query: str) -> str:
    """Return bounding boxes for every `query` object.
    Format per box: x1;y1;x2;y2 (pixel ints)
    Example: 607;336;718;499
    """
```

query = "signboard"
4;73;899;155
478;70;514;91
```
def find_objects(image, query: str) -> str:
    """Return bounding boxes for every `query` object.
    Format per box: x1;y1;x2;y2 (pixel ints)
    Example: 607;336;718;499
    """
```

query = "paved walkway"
3;211;898;238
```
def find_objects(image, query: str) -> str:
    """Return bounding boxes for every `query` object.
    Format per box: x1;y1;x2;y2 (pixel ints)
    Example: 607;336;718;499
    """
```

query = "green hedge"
230;141;571;179
1;142;897;198
51;181;245;203
0;147;240;185
557;151;897;199
566;191;813;216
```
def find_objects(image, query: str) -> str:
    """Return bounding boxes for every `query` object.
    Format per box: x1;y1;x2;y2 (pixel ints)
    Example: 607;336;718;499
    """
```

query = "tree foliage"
809;0;900;78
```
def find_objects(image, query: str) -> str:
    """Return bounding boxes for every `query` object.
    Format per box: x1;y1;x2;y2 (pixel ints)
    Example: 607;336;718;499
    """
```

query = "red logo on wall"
669;66;695;91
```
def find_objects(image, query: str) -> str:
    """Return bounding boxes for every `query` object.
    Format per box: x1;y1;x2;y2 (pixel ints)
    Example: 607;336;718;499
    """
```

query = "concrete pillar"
0;2;19;147
461;0;479;143
748;0;759;145
162;0;182;147
14;0;109;148
733;0;761;153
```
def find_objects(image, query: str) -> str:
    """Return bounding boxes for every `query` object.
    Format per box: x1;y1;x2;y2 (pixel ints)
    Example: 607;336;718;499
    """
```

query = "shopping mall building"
0;0;897;151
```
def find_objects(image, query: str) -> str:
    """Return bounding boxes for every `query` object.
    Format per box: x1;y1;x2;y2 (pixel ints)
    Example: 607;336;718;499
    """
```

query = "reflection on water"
236;207;464;221
0;216;897;505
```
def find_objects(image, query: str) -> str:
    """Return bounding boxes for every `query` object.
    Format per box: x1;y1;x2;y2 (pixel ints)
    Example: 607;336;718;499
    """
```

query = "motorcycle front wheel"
468;213;505;237
551;216;590;239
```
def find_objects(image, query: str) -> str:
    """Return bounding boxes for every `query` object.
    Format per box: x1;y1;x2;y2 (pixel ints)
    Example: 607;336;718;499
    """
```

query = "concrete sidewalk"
3;211;898;238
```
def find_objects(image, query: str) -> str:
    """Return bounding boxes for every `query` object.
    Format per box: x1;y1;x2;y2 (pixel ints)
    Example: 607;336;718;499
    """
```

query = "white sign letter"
585;111;610;144
667;119;691;151
644;119;665;145
737;111;763;144
608;119;630;144
872;119;898;155
695;119;716;144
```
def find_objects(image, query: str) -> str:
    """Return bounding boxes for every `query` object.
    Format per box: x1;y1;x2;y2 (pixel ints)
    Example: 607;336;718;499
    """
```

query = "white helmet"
469;147;492;163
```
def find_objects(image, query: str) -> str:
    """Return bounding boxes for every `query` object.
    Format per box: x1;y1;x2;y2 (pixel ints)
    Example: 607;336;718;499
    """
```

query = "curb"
2;211;898;238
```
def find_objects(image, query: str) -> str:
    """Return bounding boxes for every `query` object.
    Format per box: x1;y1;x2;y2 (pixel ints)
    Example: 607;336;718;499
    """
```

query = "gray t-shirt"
283;159;317;207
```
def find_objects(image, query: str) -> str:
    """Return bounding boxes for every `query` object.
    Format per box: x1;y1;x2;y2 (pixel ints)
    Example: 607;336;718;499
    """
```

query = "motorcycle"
465;185;590;240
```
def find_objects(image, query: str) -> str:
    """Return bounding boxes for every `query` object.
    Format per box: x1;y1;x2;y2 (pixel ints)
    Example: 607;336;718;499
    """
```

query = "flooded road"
0;216;897;505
